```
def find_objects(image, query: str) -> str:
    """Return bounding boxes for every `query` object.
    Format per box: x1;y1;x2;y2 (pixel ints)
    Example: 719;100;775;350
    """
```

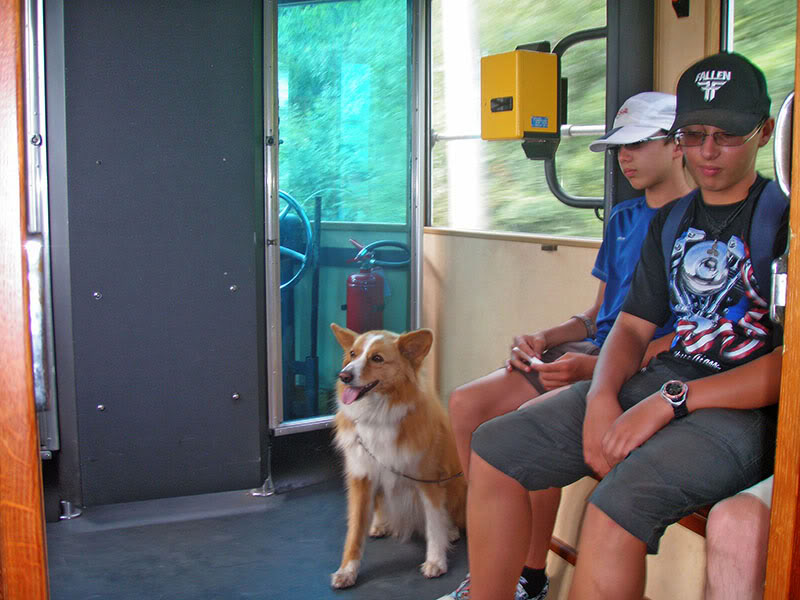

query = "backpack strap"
750;180;789;293
661;189;698;279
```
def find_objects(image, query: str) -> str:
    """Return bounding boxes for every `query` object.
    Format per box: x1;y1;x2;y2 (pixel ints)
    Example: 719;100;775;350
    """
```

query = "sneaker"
437;573;471;599
437;573;549;600
516;574;550;600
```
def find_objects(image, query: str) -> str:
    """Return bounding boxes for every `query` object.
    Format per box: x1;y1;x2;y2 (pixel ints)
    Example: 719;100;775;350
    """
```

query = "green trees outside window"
278;0;410;224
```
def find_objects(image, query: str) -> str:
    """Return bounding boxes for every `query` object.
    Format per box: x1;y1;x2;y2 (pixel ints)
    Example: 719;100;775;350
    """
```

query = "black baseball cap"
670;52;771;136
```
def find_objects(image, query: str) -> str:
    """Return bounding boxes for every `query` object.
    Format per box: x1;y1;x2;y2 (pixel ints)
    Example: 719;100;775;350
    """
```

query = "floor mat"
47;478;469;600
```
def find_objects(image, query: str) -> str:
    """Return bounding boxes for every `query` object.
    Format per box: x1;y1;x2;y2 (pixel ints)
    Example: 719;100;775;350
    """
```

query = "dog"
329;323;467;589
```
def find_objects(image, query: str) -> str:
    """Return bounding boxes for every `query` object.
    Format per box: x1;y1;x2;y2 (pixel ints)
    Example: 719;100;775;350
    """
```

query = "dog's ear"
397;328;433;367
330;323;358;350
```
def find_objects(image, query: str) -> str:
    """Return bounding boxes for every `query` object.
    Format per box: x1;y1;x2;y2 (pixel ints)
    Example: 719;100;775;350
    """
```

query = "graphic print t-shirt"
622;176;788;374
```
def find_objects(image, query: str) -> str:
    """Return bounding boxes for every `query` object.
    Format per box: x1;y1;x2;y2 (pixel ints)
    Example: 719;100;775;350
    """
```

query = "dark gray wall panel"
61;0;265;505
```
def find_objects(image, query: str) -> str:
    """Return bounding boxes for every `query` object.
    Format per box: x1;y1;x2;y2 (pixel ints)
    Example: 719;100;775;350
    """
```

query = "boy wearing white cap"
439;91;690;600
461;52;786;600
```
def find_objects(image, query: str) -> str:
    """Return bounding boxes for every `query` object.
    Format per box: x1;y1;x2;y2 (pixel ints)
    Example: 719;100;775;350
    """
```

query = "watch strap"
671;399;689;419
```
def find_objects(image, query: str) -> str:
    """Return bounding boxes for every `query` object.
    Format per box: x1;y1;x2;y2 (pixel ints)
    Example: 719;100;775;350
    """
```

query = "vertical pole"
604;0;654;219
264;0;284;432
411;0;430;329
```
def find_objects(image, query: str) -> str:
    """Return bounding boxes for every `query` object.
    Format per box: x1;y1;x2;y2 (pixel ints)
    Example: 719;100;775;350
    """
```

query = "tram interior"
31;0;796;599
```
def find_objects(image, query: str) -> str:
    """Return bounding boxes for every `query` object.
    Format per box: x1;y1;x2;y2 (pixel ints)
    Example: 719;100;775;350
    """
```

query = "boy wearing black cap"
459;52;786;600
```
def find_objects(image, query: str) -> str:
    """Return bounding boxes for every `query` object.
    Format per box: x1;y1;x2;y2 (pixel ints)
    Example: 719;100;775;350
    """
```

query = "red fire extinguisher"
345;239;385;333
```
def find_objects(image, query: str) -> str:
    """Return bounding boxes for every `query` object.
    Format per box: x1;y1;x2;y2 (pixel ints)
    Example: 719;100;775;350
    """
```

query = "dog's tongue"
341;386;361;405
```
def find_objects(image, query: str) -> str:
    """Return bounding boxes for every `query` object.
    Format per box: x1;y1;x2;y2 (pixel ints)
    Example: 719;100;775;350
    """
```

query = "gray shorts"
517;340;601;394
471;358;777;553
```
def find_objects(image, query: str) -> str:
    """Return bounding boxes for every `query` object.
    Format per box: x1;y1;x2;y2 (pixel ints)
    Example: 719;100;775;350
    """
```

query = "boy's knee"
707;494;769;547
447;385;473;428
448;381;497;430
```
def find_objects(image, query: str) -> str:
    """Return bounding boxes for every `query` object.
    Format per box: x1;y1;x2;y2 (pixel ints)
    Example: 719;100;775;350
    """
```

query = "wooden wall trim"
423;226;602;249
0;0;49;598
703;0;722;55
765;3;800;596
654;0;720;93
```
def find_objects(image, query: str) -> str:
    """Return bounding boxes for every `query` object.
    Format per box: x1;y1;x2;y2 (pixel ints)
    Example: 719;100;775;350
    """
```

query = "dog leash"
354;432;463;485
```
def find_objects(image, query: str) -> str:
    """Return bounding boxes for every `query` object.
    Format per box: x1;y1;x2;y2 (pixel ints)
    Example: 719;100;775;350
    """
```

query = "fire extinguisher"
342;239;410;333
345;239;385;333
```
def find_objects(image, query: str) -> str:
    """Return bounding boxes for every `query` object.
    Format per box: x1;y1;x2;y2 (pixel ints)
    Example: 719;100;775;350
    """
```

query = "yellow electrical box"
480;49;560;156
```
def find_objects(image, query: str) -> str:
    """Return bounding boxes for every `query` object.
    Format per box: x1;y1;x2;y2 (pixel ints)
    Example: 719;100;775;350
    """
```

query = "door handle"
771;253;788;326
774;92;793;197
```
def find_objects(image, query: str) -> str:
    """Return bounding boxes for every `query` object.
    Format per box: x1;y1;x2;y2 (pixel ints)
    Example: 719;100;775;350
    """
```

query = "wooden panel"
422;231;599;399
765;4;800;597
654;0;720;93
0;0;49;598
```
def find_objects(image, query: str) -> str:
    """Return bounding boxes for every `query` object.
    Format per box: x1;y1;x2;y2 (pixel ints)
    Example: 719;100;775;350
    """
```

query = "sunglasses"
674;120;766;147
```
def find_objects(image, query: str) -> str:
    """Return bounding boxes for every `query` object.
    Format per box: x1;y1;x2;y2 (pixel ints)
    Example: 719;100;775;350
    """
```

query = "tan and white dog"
329;323;466;589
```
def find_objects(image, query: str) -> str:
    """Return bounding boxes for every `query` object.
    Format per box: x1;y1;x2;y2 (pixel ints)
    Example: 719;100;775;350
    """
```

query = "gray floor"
46;439;469;600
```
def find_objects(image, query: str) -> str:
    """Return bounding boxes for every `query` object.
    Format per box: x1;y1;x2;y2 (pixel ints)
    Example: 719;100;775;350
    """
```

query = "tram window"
278;0;409;224
732;0;797;178
431;0;606;238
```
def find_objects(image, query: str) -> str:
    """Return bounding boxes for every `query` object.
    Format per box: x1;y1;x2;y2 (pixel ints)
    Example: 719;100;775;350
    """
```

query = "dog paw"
331;566;359;589
420;559;447;579
369;523;390;537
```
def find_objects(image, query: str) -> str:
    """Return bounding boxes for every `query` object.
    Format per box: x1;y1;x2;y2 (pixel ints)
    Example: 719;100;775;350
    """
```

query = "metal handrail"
431;124;604;145
774;92;793;198
432;28;609;211
544;26;608;210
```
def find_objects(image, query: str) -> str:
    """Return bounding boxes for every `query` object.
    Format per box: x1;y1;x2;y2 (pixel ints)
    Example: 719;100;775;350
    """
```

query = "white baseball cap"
589;92;677;152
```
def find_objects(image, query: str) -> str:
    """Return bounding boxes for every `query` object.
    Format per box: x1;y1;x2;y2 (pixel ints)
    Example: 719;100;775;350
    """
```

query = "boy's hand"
506;332;547;372
530;353;598;390
601;395;673;468
582;392;623;478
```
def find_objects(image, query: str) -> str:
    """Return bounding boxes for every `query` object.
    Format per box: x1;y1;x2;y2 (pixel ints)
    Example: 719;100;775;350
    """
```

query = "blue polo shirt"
591;196;675;347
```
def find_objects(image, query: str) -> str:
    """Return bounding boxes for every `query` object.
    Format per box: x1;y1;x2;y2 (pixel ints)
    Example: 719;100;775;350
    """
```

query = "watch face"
664;382;684;397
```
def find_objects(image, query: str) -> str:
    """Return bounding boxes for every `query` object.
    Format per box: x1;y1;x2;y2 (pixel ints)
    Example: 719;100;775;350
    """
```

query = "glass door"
269;0;416;433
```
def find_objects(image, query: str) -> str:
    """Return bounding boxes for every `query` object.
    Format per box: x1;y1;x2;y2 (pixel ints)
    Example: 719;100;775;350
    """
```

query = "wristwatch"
660;380;689;419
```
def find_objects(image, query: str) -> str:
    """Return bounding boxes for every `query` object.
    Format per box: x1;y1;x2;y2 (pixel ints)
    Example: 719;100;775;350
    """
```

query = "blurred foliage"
734;0;797;178
274;0;795;234
430;0;796;238
431;0;606;238
278;0;409;224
